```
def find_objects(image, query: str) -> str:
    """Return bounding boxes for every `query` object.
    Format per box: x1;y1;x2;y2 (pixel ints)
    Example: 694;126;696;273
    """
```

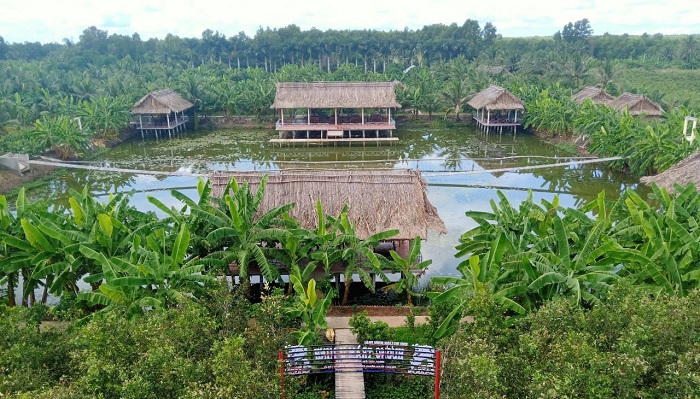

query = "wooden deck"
276;122;395;132
473;116;521;133
270;137;399;147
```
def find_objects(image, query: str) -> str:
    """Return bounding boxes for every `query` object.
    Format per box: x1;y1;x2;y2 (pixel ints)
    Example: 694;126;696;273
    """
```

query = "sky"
0;0;697;44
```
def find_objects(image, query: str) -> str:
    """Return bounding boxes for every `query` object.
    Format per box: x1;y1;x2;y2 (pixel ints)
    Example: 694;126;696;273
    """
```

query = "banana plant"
381;236;432;306
200;175;294;283
0;189;79;305
525;206;621;307
78;224;212;316
428;249;527;339
305;200;343;276
285;275;334;345
335;206;398;305
611;184;700;297
66;186;161;291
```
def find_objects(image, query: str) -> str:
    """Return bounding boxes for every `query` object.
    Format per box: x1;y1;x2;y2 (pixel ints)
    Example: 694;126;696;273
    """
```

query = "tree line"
1;19;698;70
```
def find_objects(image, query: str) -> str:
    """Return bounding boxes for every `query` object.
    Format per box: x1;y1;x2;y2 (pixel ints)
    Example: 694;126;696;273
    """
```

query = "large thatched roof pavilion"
131;89;194;139
269;81;401;144
210;169;445;240
608;92;664;118
467;85;525;134
209;169;446;279
640;152;700;193
572;87;615;105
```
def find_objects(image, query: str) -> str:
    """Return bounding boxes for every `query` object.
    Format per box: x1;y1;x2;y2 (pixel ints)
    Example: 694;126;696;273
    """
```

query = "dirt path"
0;165;56;196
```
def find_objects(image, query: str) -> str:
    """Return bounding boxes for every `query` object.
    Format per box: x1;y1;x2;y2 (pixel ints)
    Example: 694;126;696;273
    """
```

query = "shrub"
0;307;72;395
349;311;391;344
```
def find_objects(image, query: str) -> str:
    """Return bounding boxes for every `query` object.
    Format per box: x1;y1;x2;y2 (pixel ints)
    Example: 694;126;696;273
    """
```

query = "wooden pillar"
334;108;338;124
280;109;284;125
167;113;171;128
307;109;310;124
139;115;144;140
361;108;365;124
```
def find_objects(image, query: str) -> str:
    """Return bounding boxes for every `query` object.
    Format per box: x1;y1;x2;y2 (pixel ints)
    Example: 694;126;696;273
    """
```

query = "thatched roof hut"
270;81;402;109
608;93;664;117
572;87;614;104
209;169;446;240
640;152;700;193
131;89;194;114
467;85;524;111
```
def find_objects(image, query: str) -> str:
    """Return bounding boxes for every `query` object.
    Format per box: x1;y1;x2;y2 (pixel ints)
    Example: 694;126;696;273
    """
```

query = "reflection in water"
24;126;650;279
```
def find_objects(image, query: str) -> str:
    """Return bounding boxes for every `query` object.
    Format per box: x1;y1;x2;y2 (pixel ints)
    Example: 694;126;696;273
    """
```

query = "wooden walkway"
334;329;366;399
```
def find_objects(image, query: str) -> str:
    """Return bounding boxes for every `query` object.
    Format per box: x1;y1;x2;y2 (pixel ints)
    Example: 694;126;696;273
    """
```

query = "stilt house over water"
269;81;402;144
572;86;615;105
208;169;447;278
608;92;664;119
467;85;525;134
131;89;194;139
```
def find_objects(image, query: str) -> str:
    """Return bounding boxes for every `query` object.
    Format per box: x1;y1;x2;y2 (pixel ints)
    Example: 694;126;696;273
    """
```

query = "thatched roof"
131;89;194;114
467;85;525;111
640;152;700;193
208;169;446;240
483;66;513;76
270;81;402;109
572;87;614;104
608;92;664;117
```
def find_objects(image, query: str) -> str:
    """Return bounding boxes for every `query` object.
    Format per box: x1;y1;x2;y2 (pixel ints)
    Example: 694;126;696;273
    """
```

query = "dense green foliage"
0;286;299;398
513;82;698;176
440;288;700;398
430;183;700;337
2;19;700;172
0;177;404;311
3;19;700;397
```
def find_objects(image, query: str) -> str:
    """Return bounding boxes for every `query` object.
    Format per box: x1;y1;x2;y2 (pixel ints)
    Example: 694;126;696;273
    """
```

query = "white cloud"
0;0;697;43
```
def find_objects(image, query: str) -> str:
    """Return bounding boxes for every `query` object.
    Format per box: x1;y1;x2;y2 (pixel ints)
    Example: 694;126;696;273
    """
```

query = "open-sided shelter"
270;81;401;143
467;85;525;133
572;87;615;105
209;169;446;277
131;89;194;139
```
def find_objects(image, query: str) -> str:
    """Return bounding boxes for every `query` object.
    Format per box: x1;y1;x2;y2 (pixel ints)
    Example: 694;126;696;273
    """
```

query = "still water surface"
29;126;648;280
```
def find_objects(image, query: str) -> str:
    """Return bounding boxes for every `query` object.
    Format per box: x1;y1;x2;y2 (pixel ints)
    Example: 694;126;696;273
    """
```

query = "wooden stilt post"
434;350;441;399
139;115;144;140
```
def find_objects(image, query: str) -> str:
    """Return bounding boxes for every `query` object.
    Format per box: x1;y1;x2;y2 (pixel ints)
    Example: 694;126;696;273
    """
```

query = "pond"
27;124;648;281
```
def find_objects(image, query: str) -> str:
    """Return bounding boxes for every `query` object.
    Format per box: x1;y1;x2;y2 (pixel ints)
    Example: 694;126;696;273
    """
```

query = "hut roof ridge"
467;84;524;111
131;89;194;114
608;92;664;116
572;86;614;104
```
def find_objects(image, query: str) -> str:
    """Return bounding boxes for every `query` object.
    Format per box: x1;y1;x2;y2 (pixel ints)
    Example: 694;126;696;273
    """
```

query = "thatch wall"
572;87;614;104
270;82;402;109
608;93;664;117
209;169;446;240
131;89;194;114
640;152;700;193
467;85;525;111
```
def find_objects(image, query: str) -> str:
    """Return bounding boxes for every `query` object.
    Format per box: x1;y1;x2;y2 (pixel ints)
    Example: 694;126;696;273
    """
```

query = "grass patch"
617;67;700;109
